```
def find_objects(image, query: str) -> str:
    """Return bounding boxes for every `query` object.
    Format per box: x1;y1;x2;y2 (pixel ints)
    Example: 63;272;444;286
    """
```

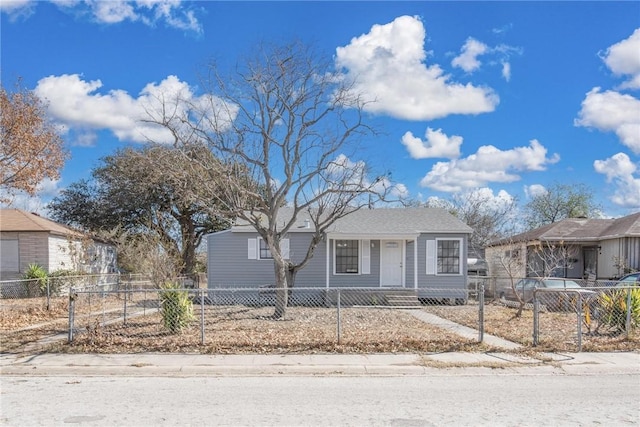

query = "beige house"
0;209;117;280
486;212;640;283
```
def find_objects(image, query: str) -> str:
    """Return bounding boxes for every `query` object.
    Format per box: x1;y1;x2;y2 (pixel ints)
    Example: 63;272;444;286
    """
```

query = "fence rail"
533;286;639;351
3;274;638;353
66;286;486;352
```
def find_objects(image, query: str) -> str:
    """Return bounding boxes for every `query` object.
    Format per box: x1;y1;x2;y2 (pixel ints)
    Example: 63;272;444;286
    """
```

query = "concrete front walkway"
408;310;523;350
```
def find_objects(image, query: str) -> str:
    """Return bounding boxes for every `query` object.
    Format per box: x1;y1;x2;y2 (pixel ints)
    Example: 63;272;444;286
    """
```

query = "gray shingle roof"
233;207;472;235
489;211;640;245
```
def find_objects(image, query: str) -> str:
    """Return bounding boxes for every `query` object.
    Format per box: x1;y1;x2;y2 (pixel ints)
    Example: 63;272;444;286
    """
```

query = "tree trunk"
273;261;289;319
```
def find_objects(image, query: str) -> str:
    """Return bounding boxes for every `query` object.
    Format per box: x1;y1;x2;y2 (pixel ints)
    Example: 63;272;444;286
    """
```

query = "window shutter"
361;240;370;274
426;240;436;275
281;239;290;260
248;238;257;259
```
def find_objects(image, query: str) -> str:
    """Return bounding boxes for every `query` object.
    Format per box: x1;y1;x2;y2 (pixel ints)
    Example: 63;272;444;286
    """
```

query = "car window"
620;274;639;283
543;279;581;289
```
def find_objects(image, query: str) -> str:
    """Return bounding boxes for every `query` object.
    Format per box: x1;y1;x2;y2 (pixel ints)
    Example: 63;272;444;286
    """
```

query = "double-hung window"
437;239;461;274
259;238;272;259
335;240;359;274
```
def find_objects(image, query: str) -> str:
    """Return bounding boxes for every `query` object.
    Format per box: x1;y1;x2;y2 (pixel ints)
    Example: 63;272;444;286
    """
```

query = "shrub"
596;288;640;334
159;282;194;333
22;264;48;297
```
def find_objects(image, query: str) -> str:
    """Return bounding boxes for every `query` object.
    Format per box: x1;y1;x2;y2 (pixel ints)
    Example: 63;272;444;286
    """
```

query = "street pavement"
1;350;638;377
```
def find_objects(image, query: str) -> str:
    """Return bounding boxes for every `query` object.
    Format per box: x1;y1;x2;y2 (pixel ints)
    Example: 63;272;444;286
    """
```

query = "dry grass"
2;297;638;354
62;305;487;354
425;301;640;352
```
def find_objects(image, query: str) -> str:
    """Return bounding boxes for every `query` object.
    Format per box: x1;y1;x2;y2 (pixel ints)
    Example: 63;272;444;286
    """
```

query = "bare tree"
491;240;528;317
145;41;396;318
1;79;68;201
489;238;580;317
527;240;580;278
423;190;518;258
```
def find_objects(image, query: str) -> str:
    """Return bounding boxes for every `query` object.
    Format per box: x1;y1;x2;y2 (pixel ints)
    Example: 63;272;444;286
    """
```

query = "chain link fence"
66;285;487;352
533;286;639;351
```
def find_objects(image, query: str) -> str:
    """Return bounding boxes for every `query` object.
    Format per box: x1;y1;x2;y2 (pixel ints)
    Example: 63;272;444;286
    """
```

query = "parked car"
614;272;640;287
500;278;596;311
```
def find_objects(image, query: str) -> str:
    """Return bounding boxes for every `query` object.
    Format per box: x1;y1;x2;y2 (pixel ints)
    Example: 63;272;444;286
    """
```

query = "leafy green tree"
48;144;229;275
524;183;601;230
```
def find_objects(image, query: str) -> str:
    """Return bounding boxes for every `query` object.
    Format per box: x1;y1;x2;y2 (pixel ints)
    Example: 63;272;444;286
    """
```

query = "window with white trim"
335;240;359;274
437;239;461;274
259;238;272;259
248;237;289;260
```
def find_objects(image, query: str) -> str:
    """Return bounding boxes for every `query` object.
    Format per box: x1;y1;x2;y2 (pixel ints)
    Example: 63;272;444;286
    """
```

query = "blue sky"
2;1;639;218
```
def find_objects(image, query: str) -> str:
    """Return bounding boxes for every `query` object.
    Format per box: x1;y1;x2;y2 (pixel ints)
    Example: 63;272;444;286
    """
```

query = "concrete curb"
1;351;638;377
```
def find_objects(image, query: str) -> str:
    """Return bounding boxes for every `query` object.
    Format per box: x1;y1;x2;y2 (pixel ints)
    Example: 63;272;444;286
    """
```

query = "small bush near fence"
3;275;639;354
64;287;485;354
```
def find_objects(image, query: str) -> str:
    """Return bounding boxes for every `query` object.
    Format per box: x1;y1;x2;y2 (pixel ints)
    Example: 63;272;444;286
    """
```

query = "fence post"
200;288;205;345
625;288;632;339
46;277;51;311
576;292;582;352
478;283;484;343
533;291;539;346
123;288;128;326
336;290;341;345
68;291;76;343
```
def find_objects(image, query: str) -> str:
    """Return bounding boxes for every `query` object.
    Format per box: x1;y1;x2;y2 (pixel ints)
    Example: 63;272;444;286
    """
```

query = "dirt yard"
1;296;638;354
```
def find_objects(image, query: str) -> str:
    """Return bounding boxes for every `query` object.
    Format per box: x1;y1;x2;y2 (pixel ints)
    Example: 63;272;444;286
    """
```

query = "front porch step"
384;293;422;308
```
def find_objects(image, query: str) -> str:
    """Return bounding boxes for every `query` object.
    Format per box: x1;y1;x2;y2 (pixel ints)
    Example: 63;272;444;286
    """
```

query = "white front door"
380;240;403;286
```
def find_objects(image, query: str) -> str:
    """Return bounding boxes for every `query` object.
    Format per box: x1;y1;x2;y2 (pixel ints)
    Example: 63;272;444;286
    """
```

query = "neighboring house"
485;212;640;282
207;207;472;300
0;209;117;280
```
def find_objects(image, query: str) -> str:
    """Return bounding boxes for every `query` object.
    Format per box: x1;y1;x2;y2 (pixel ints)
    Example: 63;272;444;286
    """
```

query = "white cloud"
594;153;640;208
575;87;640;154
524;184;547;199
0;0;31;11
335;15;499;120
420;139;560;192
602;28;640;90
451;37;488;73
457;187;516;215
0;0;35;19
90;0;137;24
0;178;63;215
34;74;235;145
326;154;409;200
501;61;511;82
401;127;462;159
1;0;203;33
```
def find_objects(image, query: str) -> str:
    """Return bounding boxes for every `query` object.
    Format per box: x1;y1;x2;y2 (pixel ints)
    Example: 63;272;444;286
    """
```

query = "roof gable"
0;209;84;238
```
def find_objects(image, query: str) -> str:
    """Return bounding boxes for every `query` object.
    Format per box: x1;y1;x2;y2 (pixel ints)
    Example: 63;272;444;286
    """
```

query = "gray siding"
416;233;468;298
207;231;326;287
208;231;469;295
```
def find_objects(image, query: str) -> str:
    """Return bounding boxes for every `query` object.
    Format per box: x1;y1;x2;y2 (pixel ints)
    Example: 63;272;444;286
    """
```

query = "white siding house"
0;209;117;280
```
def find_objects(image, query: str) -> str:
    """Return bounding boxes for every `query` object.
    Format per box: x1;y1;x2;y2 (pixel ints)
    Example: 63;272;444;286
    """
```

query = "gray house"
207;207;472;301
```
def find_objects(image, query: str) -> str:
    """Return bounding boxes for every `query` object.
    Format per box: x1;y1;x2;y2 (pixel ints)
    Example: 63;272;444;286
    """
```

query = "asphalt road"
2;373;638;426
